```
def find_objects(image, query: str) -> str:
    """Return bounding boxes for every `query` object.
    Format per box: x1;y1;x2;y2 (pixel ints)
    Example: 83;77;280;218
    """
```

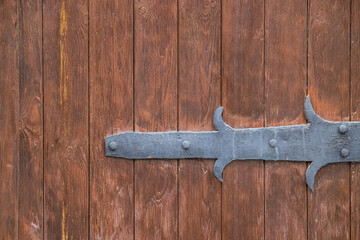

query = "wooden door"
1;0;359;239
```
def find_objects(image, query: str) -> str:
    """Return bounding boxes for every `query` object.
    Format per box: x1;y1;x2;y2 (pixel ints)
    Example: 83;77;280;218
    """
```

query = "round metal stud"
109;141;117;151
339;124;348;134
269;139;277;148
340;148;349;158
182;140;190;150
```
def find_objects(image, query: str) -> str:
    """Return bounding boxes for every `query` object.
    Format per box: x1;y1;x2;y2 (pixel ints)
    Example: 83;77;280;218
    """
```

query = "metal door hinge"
105;96;360;191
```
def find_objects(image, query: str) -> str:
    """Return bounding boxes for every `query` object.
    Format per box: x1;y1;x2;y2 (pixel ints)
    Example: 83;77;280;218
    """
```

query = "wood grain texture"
43;0;89;239
2;1;360;238
0;0;19;239
178;0;221;239
134;0;178;239
89;0;134;239
308;0;351;239
222;0;265;239
18;0;43;239
351;0;360;238
264;0;307;239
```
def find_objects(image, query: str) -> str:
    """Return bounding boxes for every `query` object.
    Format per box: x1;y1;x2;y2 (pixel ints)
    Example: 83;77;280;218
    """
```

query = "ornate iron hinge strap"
105;96;360;191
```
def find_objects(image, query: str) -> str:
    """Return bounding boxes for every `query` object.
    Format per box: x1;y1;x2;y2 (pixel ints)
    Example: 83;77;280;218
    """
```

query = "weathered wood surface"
0;0;19;239
1;0;359;239
89;0;134;239
178;0;221;239
308;0;351;239
352;0;360;239
264;0;307;238
222;0;265;239
19;0;43;239
43;0;89;239
134;0;178;239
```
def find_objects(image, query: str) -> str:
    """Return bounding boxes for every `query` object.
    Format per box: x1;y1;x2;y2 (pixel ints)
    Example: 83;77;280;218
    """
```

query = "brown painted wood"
2;1;360;238
308;0;351;239
351;0;360;238
222;0;265;239
43;0;89;239
134;0;178;239
89;0;134;239
178;0;221;239
0;0;19;239
264;0;307;239
18;0;43;238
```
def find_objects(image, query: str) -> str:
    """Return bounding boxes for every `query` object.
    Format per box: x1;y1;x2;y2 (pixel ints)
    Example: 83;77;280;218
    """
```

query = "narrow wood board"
178;0;221;238
308;0;351;239
264;0;307;238
351;0;360;238
222;0;265;238
0;0;19;239
43;0;89;238
18;0;43;238
134;0;178;239
89;0;134;239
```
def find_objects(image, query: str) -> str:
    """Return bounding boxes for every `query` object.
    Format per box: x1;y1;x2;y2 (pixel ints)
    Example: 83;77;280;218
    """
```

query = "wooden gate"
1;0;359;239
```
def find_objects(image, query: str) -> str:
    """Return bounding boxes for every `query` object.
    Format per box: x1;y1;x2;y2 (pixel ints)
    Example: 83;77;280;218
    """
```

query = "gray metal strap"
105;96;360;191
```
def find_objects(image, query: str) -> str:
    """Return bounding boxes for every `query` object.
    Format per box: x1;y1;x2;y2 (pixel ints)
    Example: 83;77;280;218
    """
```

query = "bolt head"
269;139;277;148
109;141;117;151
340;148;349;158
182;140;190;150
339;125;348;134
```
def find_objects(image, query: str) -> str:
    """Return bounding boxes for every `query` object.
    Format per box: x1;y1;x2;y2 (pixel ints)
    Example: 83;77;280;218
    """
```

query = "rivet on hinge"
269;139;277;148
341;148;349;158
339;125;348;134
182;140;191;150
109;141;117;151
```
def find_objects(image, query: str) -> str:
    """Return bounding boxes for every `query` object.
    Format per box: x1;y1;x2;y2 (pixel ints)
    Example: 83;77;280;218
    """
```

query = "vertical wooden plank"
178;0;221;239
264;0;307;239
89;0;134;239
43;0;88;238
134;0;178;239
308;0;351;239
18;0;43;238
0;0;19;239
222;0;264;239
351;0;360;238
